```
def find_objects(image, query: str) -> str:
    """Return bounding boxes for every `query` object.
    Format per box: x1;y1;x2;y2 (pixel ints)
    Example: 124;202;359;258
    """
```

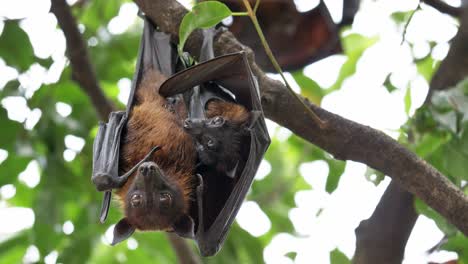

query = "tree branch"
50;0;201;263
50;0;113;120
134;0;468;235
429;6;468;94
423;0;461;17
353;182;418;264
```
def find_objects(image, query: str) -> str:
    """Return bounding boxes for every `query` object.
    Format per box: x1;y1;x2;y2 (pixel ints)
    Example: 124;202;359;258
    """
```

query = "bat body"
92;18;270;255
184;99;250;178
112;69;197;244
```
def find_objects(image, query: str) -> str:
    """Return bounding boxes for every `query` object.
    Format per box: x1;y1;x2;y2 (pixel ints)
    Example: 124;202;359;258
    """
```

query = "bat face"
183;116;247;176
124;161;185;231
112;161;195;245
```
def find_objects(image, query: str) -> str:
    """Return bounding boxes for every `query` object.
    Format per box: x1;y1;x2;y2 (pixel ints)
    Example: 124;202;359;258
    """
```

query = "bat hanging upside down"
112;69;251;244
113;69;198;244
183;99;251;178
181;82;252;178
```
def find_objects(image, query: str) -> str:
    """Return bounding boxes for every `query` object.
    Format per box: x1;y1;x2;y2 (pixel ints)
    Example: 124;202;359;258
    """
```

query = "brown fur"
205;100;250;124
117;69;196;219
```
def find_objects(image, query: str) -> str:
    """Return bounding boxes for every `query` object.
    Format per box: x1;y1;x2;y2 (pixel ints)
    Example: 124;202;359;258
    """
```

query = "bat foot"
92;173;116;191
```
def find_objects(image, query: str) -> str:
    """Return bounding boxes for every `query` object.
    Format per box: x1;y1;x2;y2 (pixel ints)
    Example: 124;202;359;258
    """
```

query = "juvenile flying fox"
184;97;251;178
113;69;197;245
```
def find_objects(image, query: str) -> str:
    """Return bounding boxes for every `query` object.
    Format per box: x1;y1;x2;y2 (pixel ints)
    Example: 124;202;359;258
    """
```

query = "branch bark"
353;182;418;264
423;0;461;17
429;6;468;93
134;0;468;235
50;0;201;263
50;0;113;120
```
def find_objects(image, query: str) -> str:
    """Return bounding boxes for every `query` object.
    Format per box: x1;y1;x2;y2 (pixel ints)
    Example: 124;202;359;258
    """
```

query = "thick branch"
50;0;113;120
134;0;468;235
423;0;461;17
50;1;201;263
429;7;468;93
353;182;418;264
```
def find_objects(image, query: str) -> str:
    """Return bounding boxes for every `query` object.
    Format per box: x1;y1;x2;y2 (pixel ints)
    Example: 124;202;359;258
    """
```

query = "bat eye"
159;192;172;210
206;139;217;149
130;194;143;207
211;116;224;127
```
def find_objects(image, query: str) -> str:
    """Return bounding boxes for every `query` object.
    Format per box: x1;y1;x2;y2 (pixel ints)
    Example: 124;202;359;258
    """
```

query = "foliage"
178;1;231;54
0;1;466;263
404;79;468;263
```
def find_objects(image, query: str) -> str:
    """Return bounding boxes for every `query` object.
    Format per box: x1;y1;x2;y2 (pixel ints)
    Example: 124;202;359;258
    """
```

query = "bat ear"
172;214;195;238
111;218;135;245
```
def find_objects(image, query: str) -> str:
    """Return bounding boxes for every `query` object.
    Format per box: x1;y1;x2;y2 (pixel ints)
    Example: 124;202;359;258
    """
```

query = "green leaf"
384;74;399;93
292;71;324;104
328;34;378;92
416;56;438;82
0;107;24;151
364;167;385;185
412;133;450;158
178;1;232;54
0;21;35;71
442;233;468;262
404;85;412;116
414;198;456;235
325;159;346;193
391;11;411;24
330;248;351;264
78;0;122;34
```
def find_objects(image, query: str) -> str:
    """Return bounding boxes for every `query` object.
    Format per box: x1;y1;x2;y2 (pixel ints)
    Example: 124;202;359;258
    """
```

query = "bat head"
111;161;194;245
183;116;248;176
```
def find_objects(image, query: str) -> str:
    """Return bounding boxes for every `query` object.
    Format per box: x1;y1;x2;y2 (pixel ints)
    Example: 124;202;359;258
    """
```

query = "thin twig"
401;3;420;45
240;0;326;129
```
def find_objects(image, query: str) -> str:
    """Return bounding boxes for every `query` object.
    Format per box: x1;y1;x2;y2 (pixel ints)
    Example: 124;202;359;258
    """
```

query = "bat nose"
139;162;157;177
184;118;204;134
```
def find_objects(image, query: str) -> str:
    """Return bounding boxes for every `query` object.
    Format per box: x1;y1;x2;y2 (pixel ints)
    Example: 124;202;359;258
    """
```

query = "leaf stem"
253;0;260;13
240;0;326;128
231;12;248;16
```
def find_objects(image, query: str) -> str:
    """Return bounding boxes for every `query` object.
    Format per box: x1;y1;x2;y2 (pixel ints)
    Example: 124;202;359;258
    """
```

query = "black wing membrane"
126;18;177;111
91;18;177;223
160;52;271;256
92;111;126;223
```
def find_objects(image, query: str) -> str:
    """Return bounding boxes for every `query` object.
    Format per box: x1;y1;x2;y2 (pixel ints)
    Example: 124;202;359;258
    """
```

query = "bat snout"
139;162;158;177
183;118;204;134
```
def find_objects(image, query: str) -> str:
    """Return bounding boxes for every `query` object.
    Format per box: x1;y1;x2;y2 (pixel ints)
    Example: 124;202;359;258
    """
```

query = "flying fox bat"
92;19;270;256
183;84;251;178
